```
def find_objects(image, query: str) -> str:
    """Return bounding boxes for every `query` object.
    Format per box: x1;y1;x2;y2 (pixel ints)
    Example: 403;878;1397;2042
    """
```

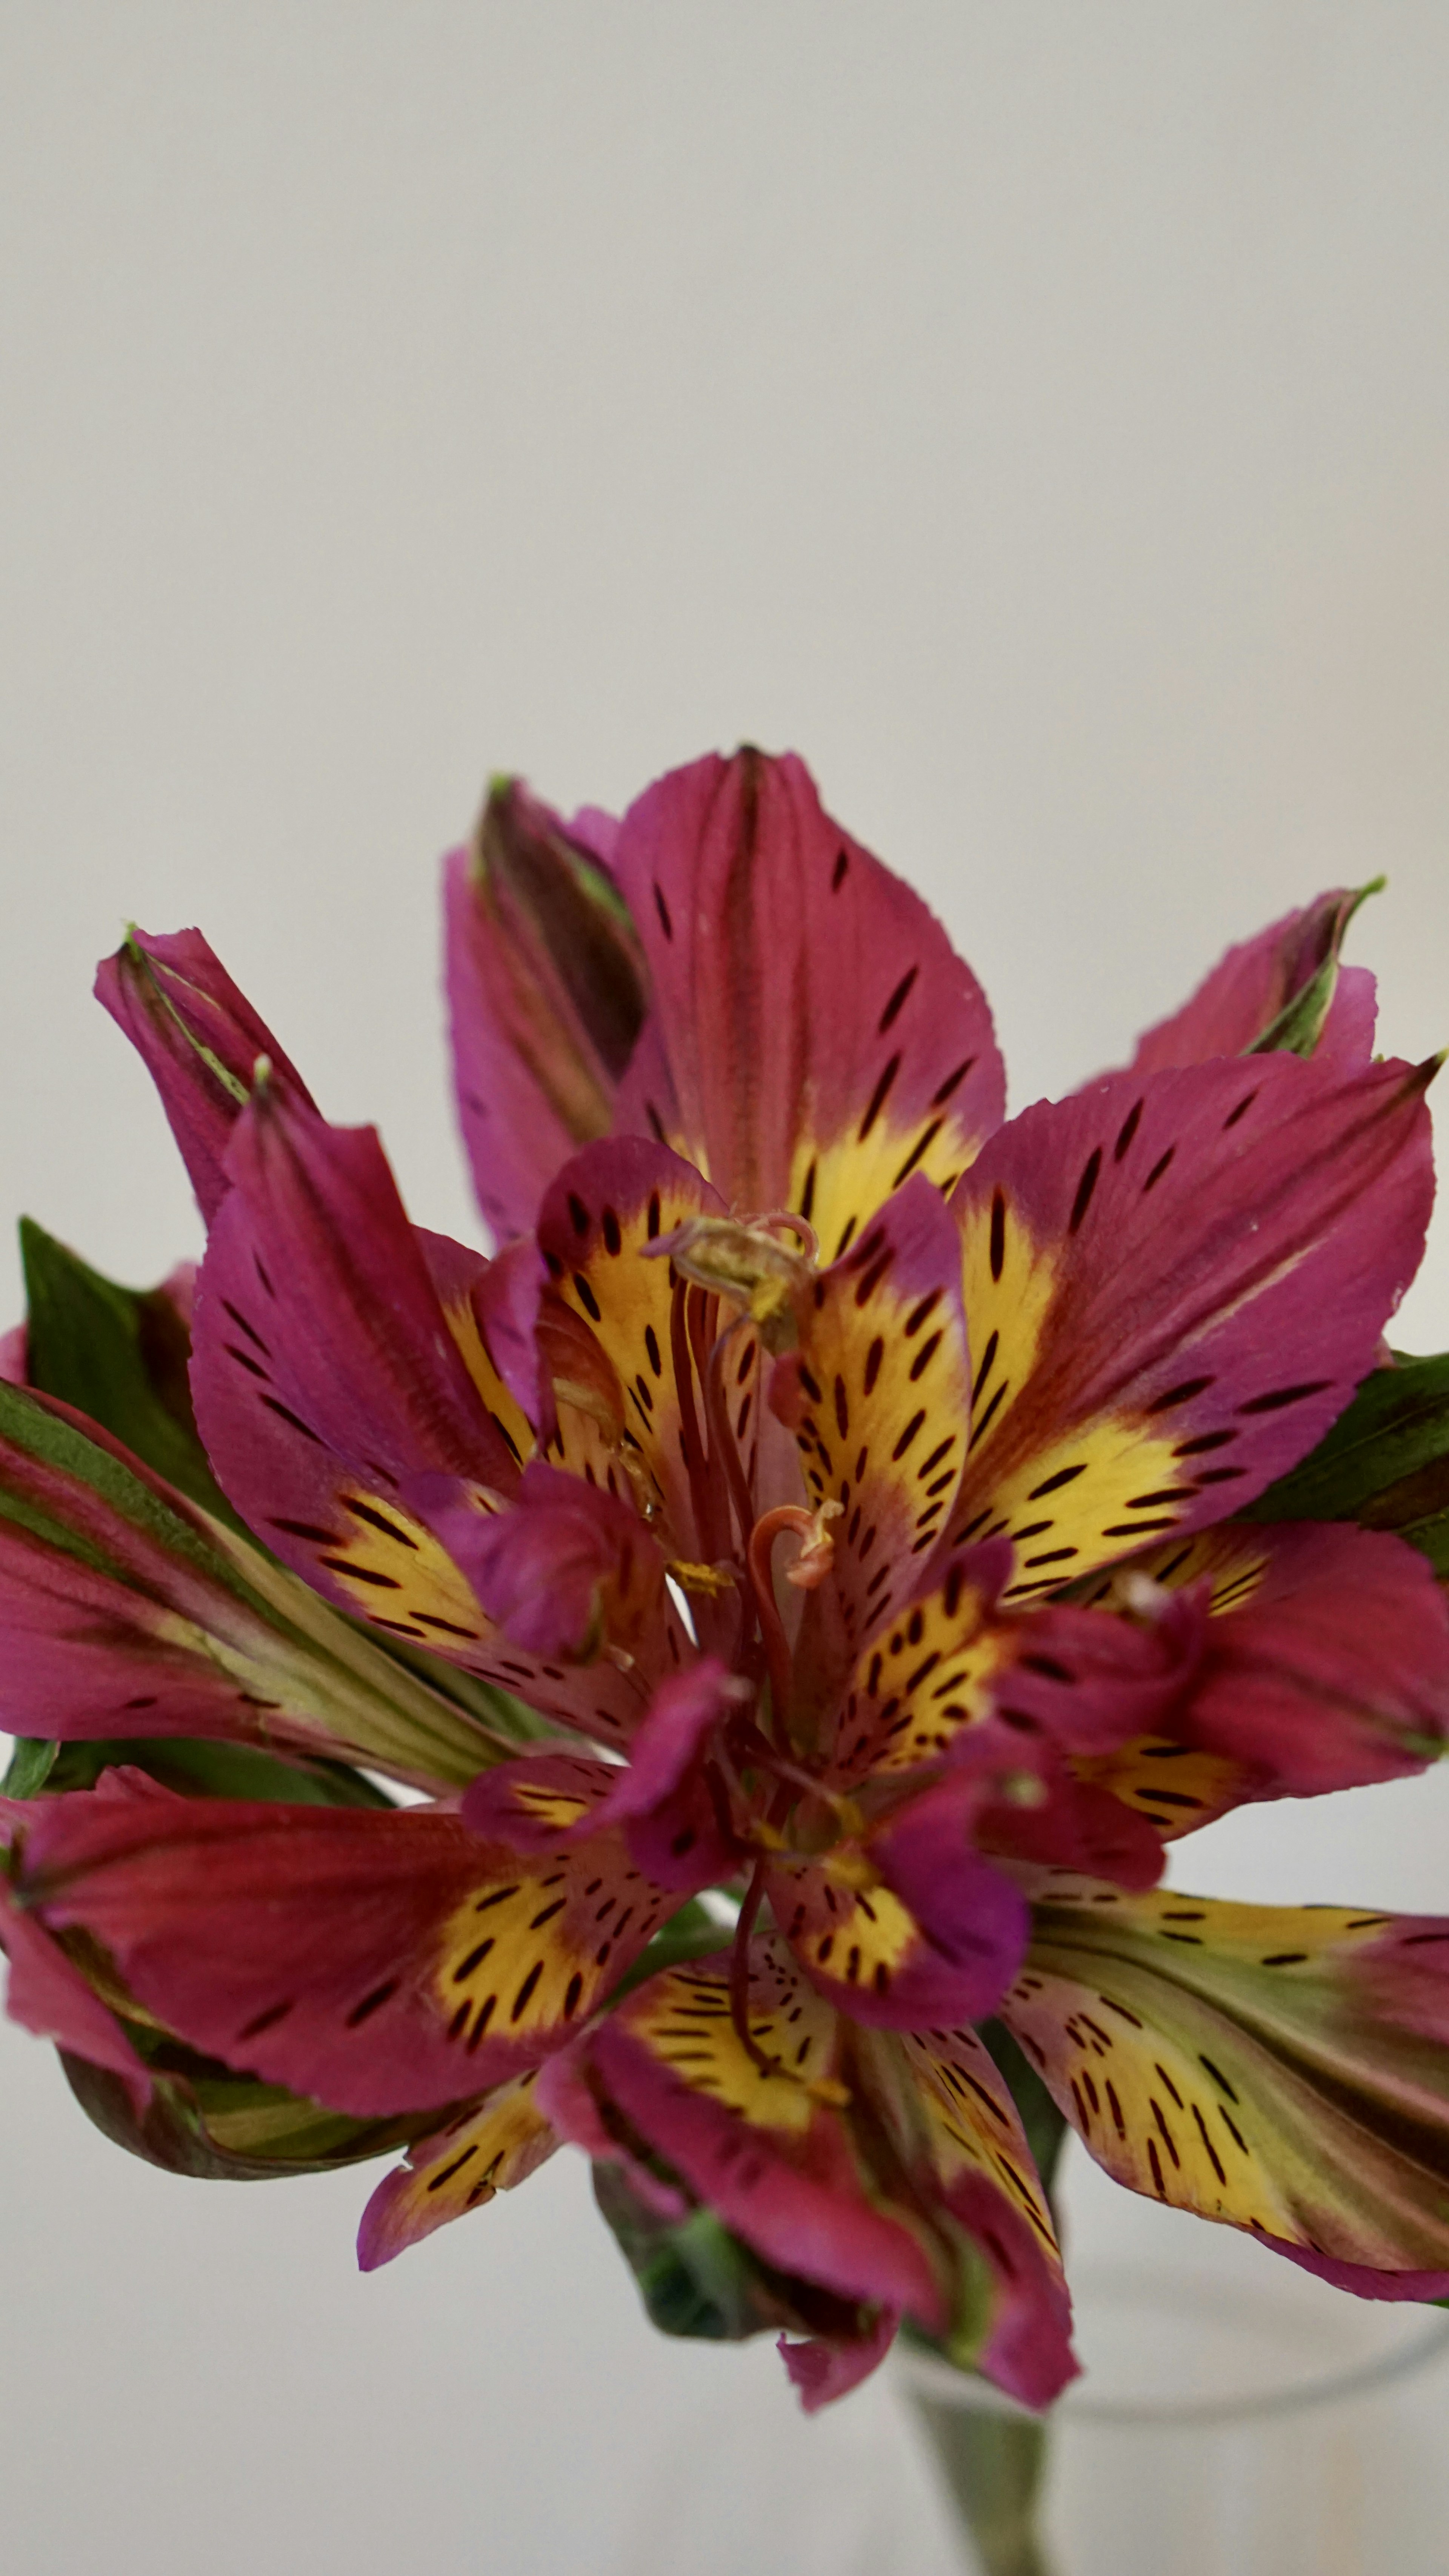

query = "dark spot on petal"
1113;1099;1144;1162
1069;1146;1103;1233
857;1053;903;1142
345;1981;398;2028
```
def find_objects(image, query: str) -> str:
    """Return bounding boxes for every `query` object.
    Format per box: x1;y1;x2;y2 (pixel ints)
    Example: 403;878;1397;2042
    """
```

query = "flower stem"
906;2392;1057;2576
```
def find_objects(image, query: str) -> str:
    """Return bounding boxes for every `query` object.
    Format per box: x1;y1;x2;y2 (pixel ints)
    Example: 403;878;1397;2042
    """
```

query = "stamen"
747;1507;813;1738
649;1215;810;1351
752;1207;820;1264
666;1560;737;1598
732;1724;866;1842
782;1498;843;1591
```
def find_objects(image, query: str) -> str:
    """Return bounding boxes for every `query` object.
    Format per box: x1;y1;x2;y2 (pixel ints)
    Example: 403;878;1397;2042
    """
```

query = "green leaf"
980;2018;1068;2214
19;1219;238;1524
1;1737;58;1797
1248;1350;1449;1560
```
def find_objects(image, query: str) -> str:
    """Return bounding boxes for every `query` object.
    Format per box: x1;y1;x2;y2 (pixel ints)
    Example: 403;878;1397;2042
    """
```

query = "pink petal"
543;1944;949;2330
445;783;655;1244
610;750;1005;1241
462;1668;741;1895
0;1871;152;2117
778;2309;898;2411
1166;1520;1449;1797
1130;888;1378;1075
417;1458;666;1663
15;1788;684;2117
947;1049;1436;1600
95;927;316;1222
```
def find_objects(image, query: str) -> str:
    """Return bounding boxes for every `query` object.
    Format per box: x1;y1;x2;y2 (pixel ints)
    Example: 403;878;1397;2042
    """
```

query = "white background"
3;9;1449;2570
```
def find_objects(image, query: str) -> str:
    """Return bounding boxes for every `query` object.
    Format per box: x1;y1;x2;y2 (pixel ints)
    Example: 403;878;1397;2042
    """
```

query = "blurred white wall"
3;9;1449;2570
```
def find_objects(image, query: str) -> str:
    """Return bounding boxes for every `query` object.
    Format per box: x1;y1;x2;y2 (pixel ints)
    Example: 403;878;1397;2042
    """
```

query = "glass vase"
901;2192;1449;2576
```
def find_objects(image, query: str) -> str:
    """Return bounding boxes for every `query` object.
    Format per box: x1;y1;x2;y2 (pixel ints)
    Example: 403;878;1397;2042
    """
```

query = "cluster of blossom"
3;748;1449;2411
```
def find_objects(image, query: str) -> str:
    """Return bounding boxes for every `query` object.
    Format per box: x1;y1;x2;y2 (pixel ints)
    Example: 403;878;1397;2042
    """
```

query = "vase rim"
896;2273;1449;2428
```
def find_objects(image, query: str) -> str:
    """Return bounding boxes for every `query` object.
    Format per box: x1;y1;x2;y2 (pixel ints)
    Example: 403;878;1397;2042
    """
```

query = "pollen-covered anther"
751;1820;791;1854
666;1558;738;1598
646;1215;812;1352
783;1499;844;1592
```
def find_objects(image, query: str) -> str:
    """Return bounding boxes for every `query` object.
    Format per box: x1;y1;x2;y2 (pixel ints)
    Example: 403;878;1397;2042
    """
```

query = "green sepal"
18;1219;239;1525
1246;877;1383;1059
366;1639;555;1750
61;2038;431;2180
592;2160;869;2345
31;1735;395;1809
1249;1350;1449;1575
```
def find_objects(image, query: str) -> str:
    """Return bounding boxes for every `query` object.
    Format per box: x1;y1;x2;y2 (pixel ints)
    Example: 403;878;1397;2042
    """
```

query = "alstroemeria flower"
6;747;1449;2417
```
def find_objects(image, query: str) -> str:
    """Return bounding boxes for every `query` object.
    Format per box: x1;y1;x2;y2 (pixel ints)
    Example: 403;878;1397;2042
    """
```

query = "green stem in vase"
908;2398;1056;2576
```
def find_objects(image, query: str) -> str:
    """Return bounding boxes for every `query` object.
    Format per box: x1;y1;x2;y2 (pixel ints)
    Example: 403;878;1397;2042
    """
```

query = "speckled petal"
610;751;1005;1241
186;1089;658;1735
541;1940;949;2330
0;1382;498;1788
15;1789;684;2117
1075;1520;1449;1808
356;2069;557;2268
947;1050;1435;1600
1002;1882;1449;2291
536;1137;737;1561
770;1172;976;1658
768;1779;1028;2029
